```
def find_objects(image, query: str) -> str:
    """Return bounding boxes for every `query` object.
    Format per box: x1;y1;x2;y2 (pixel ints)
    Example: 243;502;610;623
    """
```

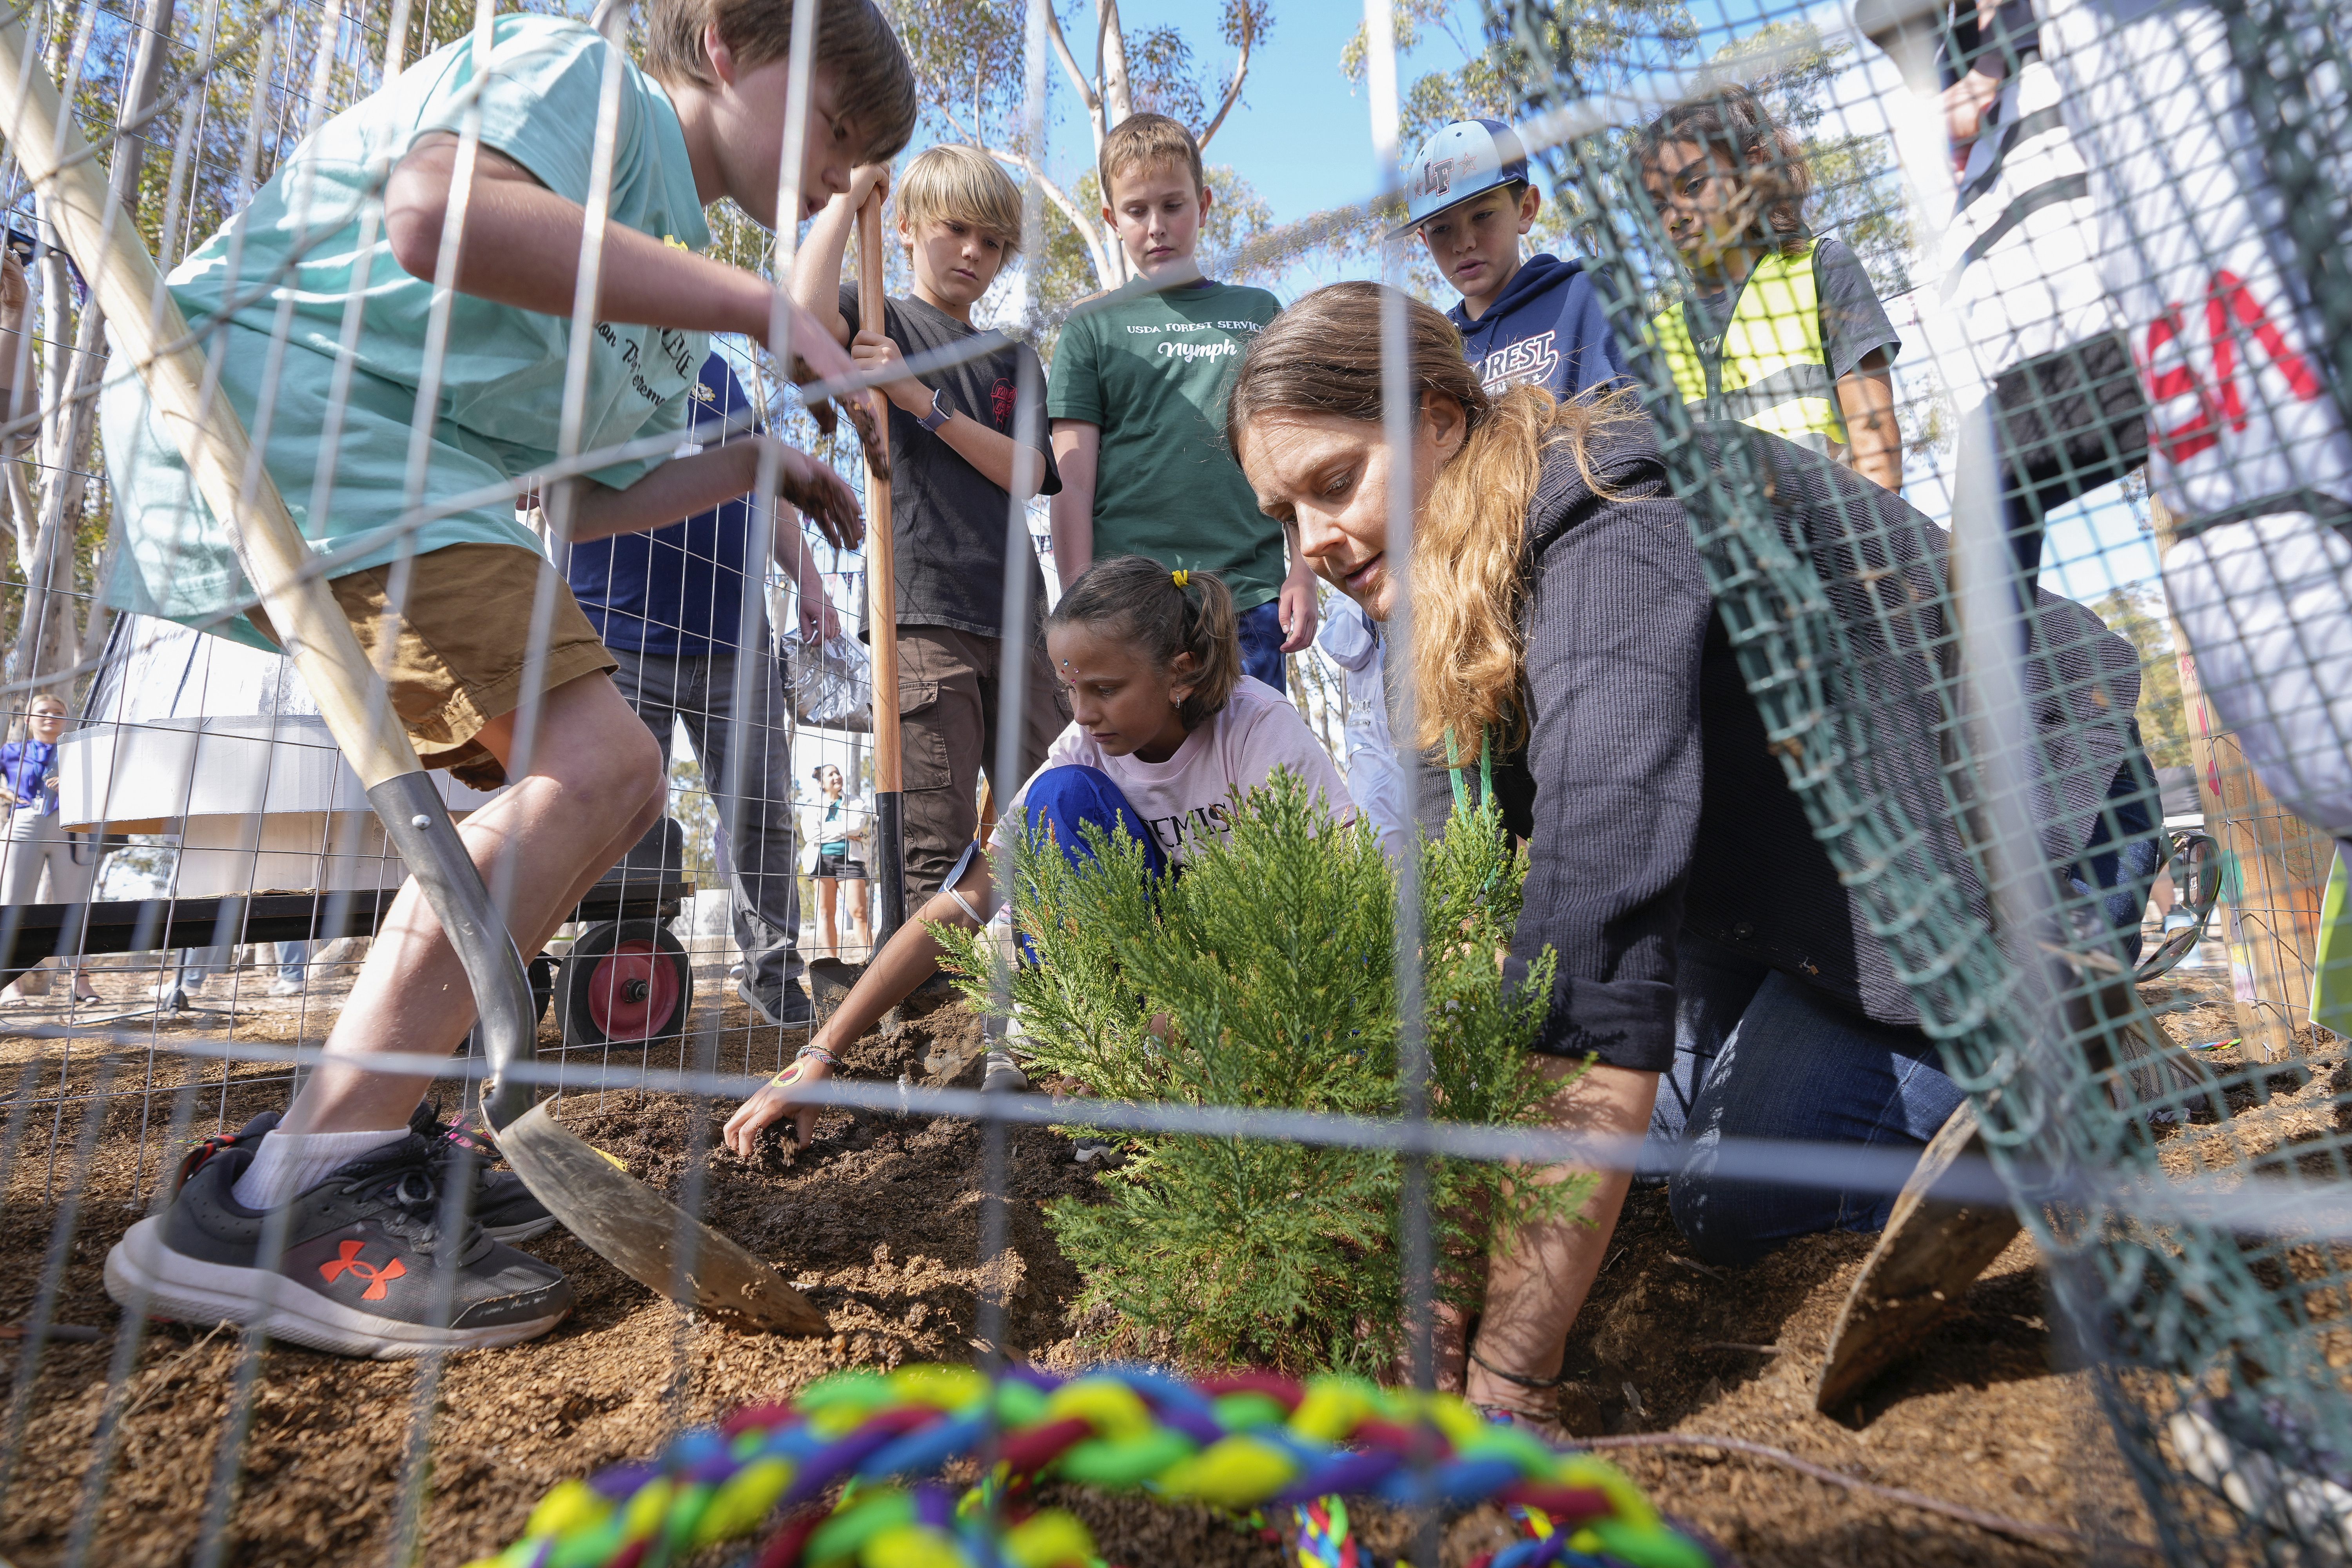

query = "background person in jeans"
800;763;870;960
0;695;99;1003
564;350;842;1031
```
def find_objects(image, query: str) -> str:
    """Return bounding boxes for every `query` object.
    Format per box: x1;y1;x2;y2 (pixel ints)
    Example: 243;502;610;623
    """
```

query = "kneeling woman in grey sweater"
1228;281;2149;1430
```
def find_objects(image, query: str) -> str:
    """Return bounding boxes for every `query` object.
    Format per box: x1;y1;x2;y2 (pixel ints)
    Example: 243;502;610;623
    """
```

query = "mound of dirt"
0;985;2169;1567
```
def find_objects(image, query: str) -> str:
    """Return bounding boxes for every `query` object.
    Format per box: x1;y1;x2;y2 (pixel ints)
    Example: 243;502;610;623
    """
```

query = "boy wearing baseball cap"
1402;118;1629;399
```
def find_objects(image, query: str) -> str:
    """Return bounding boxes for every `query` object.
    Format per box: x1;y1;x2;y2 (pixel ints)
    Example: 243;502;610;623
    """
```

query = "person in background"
1048;113;1319;691
269;940;321;998
564;350;842;1033
1314;595;1411;867
1636;87;1906;492
1854;0;2140;585
800;762;870;960
0;695;100;1004
152;946;234;1011
789;145;1063;908
1401;118;1631;401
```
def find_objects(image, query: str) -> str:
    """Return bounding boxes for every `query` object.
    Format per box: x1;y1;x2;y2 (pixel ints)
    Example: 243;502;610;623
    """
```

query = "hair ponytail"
1048;555;1244;729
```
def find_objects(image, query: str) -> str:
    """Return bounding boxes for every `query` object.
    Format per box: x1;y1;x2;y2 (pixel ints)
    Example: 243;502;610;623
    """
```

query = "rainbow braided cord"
465;1364;1710;1568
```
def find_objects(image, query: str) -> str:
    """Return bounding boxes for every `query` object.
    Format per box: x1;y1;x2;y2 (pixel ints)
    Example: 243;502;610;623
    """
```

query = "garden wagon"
3;613;704;1054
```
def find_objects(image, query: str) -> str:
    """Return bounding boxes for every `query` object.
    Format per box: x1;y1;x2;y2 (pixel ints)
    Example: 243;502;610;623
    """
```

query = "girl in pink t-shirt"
724;556;1352;1157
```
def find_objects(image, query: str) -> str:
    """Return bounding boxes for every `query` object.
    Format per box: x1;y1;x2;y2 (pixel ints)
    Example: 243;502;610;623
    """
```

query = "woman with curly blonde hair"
1229;281;2146;1432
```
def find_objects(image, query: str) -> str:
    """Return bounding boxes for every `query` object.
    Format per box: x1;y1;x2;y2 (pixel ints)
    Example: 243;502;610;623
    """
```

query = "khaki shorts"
249;542;616;791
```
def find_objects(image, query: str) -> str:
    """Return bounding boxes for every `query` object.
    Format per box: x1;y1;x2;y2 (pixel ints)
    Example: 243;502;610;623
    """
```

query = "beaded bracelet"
769;1044;838;1089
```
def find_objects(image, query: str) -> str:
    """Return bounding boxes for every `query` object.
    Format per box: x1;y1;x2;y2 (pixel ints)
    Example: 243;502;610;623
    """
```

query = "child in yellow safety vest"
1637;87;1907;493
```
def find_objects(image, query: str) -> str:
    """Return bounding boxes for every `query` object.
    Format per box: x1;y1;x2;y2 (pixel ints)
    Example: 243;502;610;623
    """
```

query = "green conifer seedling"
932;769;1593;1375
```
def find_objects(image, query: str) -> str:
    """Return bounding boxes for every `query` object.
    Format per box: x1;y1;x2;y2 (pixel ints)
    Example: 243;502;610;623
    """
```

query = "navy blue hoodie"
1448;252;1631;399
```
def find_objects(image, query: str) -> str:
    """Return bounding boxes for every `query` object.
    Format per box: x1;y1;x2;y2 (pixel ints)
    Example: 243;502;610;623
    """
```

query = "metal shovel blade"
496;1102;829;1334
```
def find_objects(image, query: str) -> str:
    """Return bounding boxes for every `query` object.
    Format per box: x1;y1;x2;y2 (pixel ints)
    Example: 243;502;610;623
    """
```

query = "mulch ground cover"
0;967;2278;1565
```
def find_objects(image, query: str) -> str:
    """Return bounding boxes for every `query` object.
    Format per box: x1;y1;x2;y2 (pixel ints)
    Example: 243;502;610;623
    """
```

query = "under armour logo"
318;1239;407;1301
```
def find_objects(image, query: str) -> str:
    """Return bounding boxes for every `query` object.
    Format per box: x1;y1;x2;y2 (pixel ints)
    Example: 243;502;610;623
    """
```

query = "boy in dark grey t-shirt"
791;145;1063;904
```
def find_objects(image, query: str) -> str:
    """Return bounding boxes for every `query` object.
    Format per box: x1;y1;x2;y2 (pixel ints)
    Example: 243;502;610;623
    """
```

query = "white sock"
231;1127;409;1211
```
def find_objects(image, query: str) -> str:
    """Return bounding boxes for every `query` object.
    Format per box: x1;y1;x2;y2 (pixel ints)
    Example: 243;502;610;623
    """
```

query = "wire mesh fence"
0;0;2344;1561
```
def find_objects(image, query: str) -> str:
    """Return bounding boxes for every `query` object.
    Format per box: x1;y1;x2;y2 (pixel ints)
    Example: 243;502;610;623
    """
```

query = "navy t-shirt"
566;352;760;658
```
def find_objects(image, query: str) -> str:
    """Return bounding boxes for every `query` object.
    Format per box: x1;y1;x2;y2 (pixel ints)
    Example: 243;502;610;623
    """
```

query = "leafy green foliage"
933;769;1590;1374
2092;582;2192;771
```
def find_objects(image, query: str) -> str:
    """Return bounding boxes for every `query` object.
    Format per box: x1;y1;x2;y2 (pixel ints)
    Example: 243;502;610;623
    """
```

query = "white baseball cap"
1396;118;1531;237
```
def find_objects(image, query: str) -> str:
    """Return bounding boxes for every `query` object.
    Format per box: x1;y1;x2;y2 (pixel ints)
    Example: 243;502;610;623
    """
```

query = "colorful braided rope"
465;1364;1710;1568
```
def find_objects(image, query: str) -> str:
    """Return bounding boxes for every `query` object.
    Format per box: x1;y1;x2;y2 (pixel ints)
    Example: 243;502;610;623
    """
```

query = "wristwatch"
917;385;953;433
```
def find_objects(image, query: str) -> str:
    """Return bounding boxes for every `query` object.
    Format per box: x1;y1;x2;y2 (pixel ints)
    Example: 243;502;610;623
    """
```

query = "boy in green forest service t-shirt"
1047;113;1316;690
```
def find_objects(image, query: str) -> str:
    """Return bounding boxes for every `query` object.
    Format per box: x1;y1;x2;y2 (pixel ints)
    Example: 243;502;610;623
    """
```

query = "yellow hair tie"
1172;570;1189;589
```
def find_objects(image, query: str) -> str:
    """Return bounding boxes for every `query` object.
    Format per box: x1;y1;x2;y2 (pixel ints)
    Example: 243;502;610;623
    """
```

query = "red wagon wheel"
556;919;692;1049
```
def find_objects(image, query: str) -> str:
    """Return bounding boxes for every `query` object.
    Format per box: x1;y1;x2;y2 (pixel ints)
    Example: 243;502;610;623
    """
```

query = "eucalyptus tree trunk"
1093;0;1134;285
6;0;175;701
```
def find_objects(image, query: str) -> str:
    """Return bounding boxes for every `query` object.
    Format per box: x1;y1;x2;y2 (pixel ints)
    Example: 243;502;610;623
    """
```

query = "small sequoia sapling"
931;768;1593;1374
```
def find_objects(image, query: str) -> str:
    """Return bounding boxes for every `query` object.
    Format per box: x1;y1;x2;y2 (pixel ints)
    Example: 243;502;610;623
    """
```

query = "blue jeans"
1010;766;1166;966
2072;746;2162;964
1236;601;1288;693
1641;933;1968;1266
1022;765;1168;880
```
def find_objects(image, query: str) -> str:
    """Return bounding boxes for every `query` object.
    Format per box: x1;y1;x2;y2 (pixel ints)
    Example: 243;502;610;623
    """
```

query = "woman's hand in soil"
724;1054;828;1160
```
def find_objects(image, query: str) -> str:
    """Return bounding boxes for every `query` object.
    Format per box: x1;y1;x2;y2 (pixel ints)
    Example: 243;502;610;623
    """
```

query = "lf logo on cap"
1418;158;1455;198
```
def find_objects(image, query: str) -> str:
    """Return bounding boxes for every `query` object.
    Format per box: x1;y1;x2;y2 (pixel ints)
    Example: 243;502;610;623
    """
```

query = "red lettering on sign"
2144;270;2326;465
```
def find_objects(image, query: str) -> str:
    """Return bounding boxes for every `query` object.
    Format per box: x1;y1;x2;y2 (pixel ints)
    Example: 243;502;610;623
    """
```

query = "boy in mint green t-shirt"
1048;113;1317;686
99;1;915;1358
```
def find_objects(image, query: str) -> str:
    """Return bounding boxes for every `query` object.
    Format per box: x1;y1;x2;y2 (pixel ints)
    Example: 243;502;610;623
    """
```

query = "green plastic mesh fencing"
1500;0;2352;1555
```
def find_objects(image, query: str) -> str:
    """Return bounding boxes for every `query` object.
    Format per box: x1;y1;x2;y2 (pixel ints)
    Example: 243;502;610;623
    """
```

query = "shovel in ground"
0;17;825;1335
1814;1100;2020;1413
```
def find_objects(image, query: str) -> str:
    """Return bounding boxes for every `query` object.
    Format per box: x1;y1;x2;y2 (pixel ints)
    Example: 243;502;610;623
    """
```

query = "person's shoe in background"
738;978;815;1030
982;1049;1031;1094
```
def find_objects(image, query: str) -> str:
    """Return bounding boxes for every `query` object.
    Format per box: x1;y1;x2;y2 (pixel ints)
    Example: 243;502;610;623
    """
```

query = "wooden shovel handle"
0;10;419;789
856;193;902;795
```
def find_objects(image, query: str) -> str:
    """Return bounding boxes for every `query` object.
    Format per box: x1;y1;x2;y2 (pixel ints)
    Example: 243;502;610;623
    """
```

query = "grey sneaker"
738;978;815;1029
105;1135;572;1358
407;1102;557;1243
199;1107;558;1245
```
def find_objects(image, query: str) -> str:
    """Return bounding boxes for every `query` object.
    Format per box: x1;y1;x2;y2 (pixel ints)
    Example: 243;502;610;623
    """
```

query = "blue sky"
1025;2;1447;240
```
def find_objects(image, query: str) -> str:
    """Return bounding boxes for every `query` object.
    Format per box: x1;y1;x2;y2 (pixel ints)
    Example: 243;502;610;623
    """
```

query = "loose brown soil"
0;966;2248;1566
